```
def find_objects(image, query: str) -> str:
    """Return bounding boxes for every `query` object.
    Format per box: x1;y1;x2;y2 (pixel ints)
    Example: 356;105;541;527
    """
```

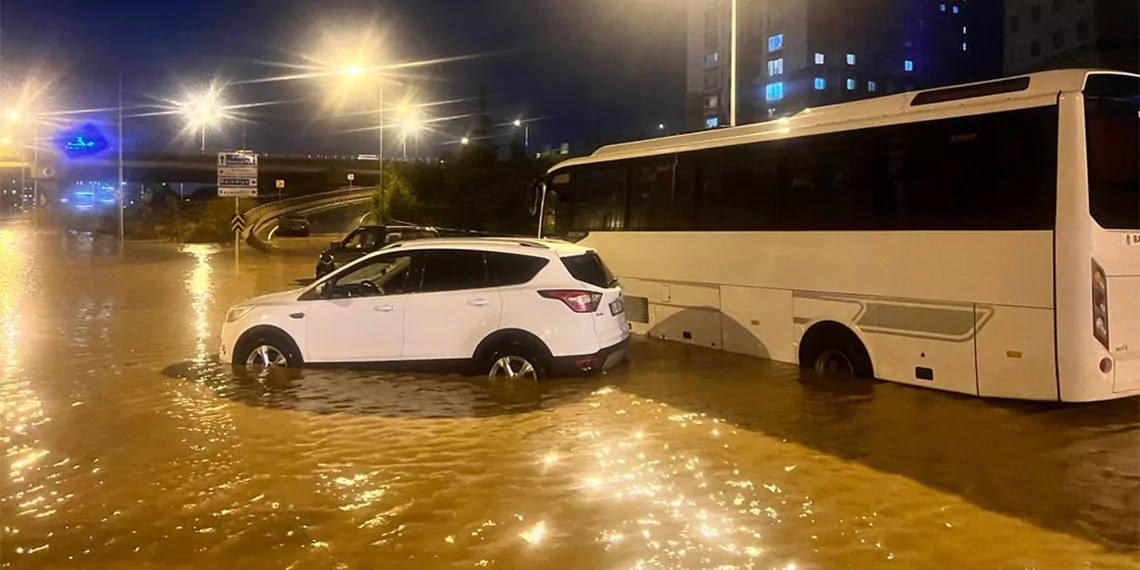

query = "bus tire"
799;322;874;379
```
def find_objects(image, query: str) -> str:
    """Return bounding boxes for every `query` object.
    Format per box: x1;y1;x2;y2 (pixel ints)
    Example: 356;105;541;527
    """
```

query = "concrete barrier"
244;187;373;253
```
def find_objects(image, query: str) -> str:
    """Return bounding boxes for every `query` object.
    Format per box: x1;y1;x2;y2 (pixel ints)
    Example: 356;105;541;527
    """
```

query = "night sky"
2;0;688;155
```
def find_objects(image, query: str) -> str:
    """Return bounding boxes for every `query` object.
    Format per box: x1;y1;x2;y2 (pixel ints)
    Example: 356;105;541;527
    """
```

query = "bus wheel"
799;322;874;379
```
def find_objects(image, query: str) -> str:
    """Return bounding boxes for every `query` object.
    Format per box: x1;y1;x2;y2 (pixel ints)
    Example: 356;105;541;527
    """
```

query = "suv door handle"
374;304;395;312
467;299;491;307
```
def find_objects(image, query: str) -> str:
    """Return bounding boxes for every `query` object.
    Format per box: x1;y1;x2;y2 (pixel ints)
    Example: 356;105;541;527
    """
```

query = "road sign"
275;179;285;189
231;213;247;233
218;151;259;198
347;173;355;181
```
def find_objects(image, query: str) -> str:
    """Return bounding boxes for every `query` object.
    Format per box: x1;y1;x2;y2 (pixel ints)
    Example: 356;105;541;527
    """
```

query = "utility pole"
118;74;125;241
377;81;385;224
729;0;738;127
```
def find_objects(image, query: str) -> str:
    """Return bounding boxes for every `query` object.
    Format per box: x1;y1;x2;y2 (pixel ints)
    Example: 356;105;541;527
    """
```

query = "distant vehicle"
533;69;1139;403
276;213;310;237
315;225;440;278
221;238;630;379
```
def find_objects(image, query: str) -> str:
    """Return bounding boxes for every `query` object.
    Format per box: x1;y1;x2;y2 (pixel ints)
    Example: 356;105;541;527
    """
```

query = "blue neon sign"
59;124;111;159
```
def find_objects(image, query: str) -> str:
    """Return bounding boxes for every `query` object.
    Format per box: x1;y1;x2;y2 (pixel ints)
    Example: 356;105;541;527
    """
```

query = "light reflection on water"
0;231;1136;569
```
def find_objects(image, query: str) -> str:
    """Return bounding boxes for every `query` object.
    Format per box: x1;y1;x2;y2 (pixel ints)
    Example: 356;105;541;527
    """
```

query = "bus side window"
576;166;628;231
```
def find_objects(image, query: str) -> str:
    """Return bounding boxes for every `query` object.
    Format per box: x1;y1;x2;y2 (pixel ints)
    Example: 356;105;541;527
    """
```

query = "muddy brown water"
1;227;1137;569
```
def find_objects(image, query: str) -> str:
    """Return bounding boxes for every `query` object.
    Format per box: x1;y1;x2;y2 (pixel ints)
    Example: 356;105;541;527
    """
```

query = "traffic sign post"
276;179;285;201
218;151;259;264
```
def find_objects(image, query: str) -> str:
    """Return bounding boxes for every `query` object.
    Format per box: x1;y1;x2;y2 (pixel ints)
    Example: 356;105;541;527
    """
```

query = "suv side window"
418;250;488;293
487;252;549;287
323;253;416;298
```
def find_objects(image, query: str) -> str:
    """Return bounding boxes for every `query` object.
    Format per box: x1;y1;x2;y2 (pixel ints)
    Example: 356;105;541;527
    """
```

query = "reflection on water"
0;229;1137;569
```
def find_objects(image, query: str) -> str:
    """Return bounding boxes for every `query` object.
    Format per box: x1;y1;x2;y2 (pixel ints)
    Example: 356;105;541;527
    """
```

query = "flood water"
1;225;1137;569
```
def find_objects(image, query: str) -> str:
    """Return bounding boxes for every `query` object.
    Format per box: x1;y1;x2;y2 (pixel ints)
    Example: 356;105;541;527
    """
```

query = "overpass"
65;153;386;197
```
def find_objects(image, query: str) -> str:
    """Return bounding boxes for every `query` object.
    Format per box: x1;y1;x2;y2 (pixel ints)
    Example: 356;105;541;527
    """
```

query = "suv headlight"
226;306;255;323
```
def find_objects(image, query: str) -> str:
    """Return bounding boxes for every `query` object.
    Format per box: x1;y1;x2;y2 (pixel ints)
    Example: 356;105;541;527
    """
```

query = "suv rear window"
488;253;549;287
561;252;616;288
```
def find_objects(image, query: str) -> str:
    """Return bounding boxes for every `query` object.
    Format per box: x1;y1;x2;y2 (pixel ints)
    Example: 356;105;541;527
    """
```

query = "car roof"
377;237;594;257
359;224;436;231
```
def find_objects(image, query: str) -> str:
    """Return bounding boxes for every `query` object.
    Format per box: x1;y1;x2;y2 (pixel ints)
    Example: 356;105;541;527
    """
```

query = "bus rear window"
561;252;616;288
1085;76;1139;230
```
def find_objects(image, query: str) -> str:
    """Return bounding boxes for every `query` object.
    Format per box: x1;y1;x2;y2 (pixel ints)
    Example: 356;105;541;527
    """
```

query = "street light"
178;86;226;154
340;63;389;221
6;110;19;122
460;136;470;145
512;119;530;154
399;113;422;160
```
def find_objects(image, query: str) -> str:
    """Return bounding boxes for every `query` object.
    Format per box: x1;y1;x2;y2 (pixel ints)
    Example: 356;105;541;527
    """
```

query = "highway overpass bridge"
3;152;388;204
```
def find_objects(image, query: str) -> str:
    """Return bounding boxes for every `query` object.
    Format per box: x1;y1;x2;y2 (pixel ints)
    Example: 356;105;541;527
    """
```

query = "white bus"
535;69;1138;402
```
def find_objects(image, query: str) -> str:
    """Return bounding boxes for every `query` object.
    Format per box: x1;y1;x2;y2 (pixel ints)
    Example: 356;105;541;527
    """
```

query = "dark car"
315;225;440;278
276;213;310;237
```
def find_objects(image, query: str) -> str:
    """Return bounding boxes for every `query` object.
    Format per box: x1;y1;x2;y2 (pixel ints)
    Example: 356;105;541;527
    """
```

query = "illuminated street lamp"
399;112;422;160
6;110;20;122
460;136;470;145
513;118;530;154
340;63;389;219
178;86;226;154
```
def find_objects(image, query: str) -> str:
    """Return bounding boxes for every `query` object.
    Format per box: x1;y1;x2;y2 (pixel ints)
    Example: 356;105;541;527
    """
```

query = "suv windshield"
562;252;617;288
1085;75;1139;230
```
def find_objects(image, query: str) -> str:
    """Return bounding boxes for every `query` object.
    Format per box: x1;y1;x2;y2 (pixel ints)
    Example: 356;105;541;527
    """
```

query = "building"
1004;0;1138;75
686;0;1003;130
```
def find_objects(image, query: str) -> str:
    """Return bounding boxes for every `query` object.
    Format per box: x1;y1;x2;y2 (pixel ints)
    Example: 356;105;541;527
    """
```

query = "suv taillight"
1092;260;1110;350
539;290;603;313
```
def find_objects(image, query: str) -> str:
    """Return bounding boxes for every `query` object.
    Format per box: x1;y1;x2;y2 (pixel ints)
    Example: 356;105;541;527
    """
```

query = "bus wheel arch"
798;320;875;379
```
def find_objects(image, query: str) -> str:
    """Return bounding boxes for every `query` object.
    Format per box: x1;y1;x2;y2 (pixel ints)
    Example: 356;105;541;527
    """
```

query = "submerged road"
0;226;1137;569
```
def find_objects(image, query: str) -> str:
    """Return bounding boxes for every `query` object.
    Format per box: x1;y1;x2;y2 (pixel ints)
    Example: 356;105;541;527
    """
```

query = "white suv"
220;238;630;379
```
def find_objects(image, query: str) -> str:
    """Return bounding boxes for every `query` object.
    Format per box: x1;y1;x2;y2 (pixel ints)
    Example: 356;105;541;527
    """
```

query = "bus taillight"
1092;260;1110;350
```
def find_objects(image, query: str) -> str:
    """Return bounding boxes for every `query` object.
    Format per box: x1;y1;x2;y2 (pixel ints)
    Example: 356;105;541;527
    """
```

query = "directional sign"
219;187;258;198
231;214;247;233
275;179;285;189
218;151;259;198
347;173;355;181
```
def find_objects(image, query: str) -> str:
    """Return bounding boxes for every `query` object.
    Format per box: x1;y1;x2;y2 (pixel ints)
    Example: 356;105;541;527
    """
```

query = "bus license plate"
609;299;625;316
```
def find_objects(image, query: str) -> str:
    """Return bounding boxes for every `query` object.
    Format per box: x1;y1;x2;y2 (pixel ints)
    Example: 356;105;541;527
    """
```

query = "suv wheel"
235;331;302;370
486;346;545;381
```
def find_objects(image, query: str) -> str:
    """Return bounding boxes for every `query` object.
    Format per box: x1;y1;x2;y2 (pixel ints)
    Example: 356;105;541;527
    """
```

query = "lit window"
765;82;784;101
768;34;784;52
814;52;825;64
814;77;826;90
704;116;719;129
904;59;914;72
962;42;968;51
868;80;877;92
846;53;856;65
939;3;946;11
768;58;785;76
952;5;959;14
963;26;968;34
846;78;856;90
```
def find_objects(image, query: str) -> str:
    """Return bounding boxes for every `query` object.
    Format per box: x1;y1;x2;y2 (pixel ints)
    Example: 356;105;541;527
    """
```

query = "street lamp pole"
200;125;206;154
377;80;385;224
729;0;738;127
